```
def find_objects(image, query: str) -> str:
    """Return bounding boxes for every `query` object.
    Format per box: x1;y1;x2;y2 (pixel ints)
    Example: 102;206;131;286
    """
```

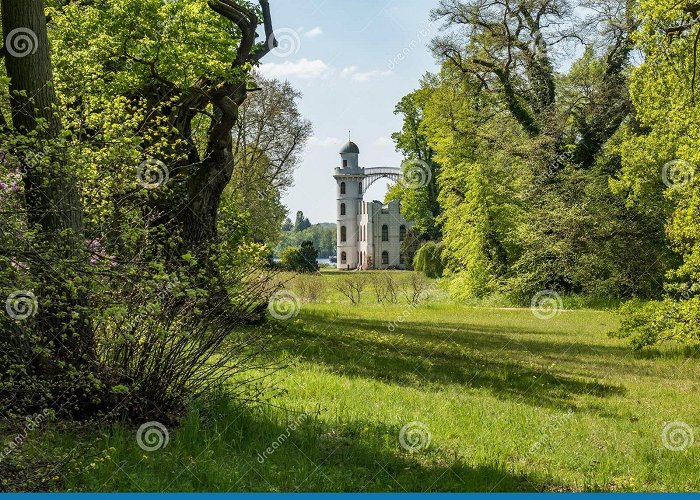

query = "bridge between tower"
362;167;403;193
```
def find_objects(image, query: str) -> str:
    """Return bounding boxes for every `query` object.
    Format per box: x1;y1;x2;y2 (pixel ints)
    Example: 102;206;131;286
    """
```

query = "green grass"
12;272;700;491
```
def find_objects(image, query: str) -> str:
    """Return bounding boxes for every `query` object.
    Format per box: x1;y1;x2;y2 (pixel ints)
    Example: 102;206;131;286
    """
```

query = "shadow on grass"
631;343;700;360
278;312;625;413
68;397;556;492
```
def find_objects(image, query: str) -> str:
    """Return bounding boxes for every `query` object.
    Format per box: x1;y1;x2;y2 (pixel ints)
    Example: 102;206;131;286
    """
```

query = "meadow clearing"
10;271;700;492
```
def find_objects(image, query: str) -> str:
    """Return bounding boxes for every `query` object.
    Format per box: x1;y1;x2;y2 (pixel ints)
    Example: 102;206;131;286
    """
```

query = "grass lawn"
14;272;700;491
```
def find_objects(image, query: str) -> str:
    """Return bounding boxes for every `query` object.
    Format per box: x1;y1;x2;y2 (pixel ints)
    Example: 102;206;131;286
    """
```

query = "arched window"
400;225;406;241
340;182;346;195
358;182;363;195
340;203;346;216
341;252;347;264
357;225;360;241
343;160;348;167
382;251;389;265
382;224;389;242
340;226;347;242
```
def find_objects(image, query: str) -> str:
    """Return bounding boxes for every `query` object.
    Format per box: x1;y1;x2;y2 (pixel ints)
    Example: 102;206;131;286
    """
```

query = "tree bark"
174;0;276;251
2;0;93;362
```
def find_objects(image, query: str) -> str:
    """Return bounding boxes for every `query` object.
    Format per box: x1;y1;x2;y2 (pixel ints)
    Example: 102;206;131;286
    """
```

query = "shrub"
613;298;700;349
279;241;319;273
335;276;366;305
294;274;326;302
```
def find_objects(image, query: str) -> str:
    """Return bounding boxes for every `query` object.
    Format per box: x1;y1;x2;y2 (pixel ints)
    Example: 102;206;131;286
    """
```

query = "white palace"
334;141;412;270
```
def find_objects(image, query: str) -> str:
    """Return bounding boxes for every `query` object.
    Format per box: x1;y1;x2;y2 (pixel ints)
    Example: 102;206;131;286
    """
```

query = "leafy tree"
414;242;445;279
411;0;669;302
421;67;521;299
0;0;298;421
612;0;700;347
294;211;311;232
279;241;319;273
1;0;92;348
282;217;293;232
46;0;278;265
386;86;442;240
222;74;312;245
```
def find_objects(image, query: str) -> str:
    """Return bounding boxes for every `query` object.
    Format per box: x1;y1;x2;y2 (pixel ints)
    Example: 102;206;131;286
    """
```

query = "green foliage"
0;0;301;422
294;211;312;232
279;241;319;273
386;87;442;240
614;298;700;349
403;4;669;305
421;69;521;299
413;241;445;279
610;0;700;347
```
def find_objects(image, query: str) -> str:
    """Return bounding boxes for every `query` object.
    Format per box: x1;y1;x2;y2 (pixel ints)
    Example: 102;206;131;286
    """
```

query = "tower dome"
339;141;360;155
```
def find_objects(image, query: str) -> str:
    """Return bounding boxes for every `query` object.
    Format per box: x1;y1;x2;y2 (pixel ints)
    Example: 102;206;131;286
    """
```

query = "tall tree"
175;0;277;251
2;0;92;359
614;0;700;347
431;0;635;167
387;85;442;240
222;75;312;245
294;210;311;232
46;0;278;265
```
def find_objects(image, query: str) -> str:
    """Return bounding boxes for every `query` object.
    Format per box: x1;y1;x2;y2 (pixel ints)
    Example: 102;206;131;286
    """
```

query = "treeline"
390;0;699;348
276;211;336;259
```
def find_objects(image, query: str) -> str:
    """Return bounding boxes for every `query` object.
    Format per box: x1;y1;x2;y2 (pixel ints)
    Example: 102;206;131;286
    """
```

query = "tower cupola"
339;141;360;170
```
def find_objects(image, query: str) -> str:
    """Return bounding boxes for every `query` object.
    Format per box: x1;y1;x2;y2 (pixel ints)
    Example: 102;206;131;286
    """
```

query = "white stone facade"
335;142;411;270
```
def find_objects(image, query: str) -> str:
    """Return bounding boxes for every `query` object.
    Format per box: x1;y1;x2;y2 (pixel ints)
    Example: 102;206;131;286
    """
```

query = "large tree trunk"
182;83;247;249
2;0;93;363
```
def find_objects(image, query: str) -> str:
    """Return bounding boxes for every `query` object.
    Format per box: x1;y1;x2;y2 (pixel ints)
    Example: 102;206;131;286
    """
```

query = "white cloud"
303;26;323;38
340;66;394;83
340;66;359;79
258;58;331;80
308;137;344;148
259;60;394;84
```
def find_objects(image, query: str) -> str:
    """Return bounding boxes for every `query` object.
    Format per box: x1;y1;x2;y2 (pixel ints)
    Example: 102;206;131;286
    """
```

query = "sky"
258;0;440;223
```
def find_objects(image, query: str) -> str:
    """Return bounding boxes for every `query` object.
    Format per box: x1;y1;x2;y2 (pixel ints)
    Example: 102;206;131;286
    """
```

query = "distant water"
272;257;333;264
